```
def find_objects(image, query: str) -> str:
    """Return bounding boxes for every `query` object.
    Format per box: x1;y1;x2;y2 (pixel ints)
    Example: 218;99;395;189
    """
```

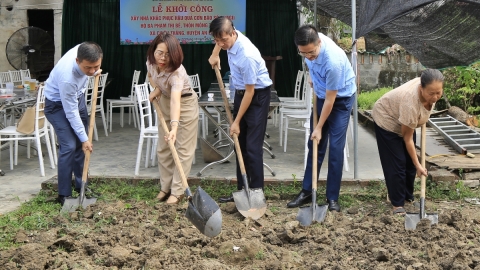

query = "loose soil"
2;197;480;269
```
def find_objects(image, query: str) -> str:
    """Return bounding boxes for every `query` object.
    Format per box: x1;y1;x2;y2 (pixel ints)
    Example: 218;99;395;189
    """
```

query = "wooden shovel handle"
214;66;248;175
82;73;100;183
420;123;426;198
312;90;318;190
151;100;190;190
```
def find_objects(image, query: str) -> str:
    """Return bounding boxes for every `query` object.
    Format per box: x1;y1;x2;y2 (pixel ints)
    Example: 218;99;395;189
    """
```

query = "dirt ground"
2;196;480;270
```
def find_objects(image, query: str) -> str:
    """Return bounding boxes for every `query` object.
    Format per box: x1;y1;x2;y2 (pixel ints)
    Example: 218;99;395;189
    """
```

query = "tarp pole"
352;0;358;179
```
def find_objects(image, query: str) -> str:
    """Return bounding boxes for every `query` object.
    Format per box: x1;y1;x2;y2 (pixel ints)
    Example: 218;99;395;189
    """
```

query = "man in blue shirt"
44;42;103;205
287;25;356;212
208;16;273;203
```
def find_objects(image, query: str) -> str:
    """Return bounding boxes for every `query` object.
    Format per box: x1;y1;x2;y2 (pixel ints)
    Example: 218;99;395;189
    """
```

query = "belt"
163;92;193;98
236;85;271;96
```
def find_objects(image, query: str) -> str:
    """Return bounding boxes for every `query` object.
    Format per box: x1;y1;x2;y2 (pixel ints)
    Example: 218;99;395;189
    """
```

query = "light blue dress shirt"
44;45;89;142
306;33;356;99
227;31;272;90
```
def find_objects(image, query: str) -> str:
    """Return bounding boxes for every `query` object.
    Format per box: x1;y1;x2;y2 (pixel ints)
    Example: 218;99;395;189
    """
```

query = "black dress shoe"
218;195;234;203
327;200;341;212
286;190;312;208
56;195;66;206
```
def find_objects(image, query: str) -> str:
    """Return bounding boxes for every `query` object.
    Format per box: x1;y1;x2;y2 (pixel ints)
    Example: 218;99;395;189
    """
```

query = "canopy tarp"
309;0;480;68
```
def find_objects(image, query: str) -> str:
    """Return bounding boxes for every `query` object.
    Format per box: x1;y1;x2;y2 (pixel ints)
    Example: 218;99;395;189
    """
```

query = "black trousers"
374;122;416;207
233;87;271;189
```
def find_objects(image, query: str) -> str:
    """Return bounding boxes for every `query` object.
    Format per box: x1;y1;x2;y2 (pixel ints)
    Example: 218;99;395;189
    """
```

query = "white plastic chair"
20;69;31;84
106;70;141;132
283;83;313;152
0;85;55;176
85;73;109;140
134;83;159;176
189;74;221;139
0;72;12;88
9;70;23;86
279;73;311;146
278;70;304;103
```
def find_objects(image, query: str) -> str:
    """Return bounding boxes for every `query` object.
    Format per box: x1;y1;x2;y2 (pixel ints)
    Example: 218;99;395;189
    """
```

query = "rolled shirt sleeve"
59;81;88;142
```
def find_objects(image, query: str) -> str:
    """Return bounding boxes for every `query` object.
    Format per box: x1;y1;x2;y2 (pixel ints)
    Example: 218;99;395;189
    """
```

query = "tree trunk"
448;106;479;127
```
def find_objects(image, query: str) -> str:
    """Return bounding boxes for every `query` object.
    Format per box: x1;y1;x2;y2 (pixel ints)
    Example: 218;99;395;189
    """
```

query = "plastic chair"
0;85;55;176
189;74;221;139
278;70;304;103
85;73;109;140
20;69;31;84
134;83;159;176
106;70;141;132
0;72;12;88
282;83;313;152
279;73;311;146
9;70;23;86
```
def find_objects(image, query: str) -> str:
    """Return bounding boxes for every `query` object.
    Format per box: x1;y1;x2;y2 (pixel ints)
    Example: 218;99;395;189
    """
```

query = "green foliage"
442;63;480;115
0;191;60;249
357;87;392;110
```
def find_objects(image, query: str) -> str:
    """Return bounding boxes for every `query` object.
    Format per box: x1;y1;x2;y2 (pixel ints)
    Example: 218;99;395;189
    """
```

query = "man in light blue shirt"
287;25;356;212
208;16;273;203
44;42;102;205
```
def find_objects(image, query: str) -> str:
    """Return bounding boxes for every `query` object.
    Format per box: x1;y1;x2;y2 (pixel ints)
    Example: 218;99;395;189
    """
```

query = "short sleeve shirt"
306;33;356;98
372;77;433;136
146;62;192;97
227;31;272;90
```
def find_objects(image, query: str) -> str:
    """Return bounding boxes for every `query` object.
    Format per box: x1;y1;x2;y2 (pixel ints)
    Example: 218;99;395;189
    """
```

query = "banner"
120;0;246;45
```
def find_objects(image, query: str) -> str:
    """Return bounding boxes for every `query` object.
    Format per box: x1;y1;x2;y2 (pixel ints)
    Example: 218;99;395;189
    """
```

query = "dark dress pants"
374;122;416;207
302;95;354;201
233;87;271;190
44;94;88;197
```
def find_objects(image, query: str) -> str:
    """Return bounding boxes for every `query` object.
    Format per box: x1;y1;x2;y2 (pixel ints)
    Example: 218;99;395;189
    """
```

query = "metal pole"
314;0;317;28
352;0;358;179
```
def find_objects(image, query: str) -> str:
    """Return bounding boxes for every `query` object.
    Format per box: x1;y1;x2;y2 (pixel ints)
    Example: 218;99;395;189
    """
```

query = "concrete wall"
0;0;63;72
353;51;424;91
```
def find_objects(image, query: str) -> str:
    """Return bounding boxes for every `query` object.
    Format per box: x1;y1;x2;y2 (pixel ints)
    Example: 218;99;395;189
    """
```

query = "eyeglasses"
297;45;319;57
154;50;170;59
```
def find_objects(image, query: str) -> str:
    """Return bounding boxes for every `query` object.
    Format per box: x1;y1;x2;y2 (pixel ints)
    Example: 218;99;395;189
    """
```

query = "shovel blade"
232;188;267;220
185;186;222;238
405;213;439;230
60;196;98;213
297;204;328;226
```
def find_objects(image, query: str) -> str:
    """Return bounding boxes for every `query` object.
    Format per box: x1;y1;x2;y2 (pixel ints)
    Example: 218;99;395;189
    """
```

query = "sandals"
156;190;170;202
392;207;406;216
166;194;184;205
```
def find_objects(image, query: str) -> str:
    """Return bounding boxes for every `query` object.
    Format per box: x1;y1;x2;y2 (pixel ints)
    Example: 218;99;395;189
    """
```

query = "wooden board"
427;154;480;170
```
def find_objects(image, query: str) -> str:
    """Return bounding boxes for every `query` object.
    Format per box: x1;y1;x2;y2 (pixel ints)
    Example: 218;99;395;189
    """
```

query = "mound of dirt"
2;199;480;269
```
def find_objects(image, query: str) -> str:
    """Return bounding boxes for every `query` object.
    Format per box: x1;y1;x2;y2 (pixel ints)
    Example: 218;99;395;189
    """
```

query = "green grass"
357;87;393;110
1;178;480;250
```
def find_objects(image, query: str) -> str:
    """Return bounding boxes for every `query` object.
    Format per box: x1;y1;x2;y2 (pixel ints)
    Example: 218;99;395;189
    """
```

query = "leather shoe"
56;195;66;206
218;195;234;203
327;200;341;212
286;190;312;208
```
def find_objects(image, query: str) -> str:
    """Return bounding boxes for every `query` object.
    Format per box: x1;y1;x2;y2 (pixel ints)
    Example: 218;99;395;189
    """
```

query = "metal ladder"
428;116;480;154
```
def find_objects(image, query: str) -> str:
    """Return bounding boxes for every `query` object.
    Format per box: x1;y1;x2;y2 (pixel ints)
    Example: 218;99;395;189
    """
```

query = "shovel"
296;93;328;226
405;123;438;230
214;66;267;220
151;100;222;238
61;71;101;213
